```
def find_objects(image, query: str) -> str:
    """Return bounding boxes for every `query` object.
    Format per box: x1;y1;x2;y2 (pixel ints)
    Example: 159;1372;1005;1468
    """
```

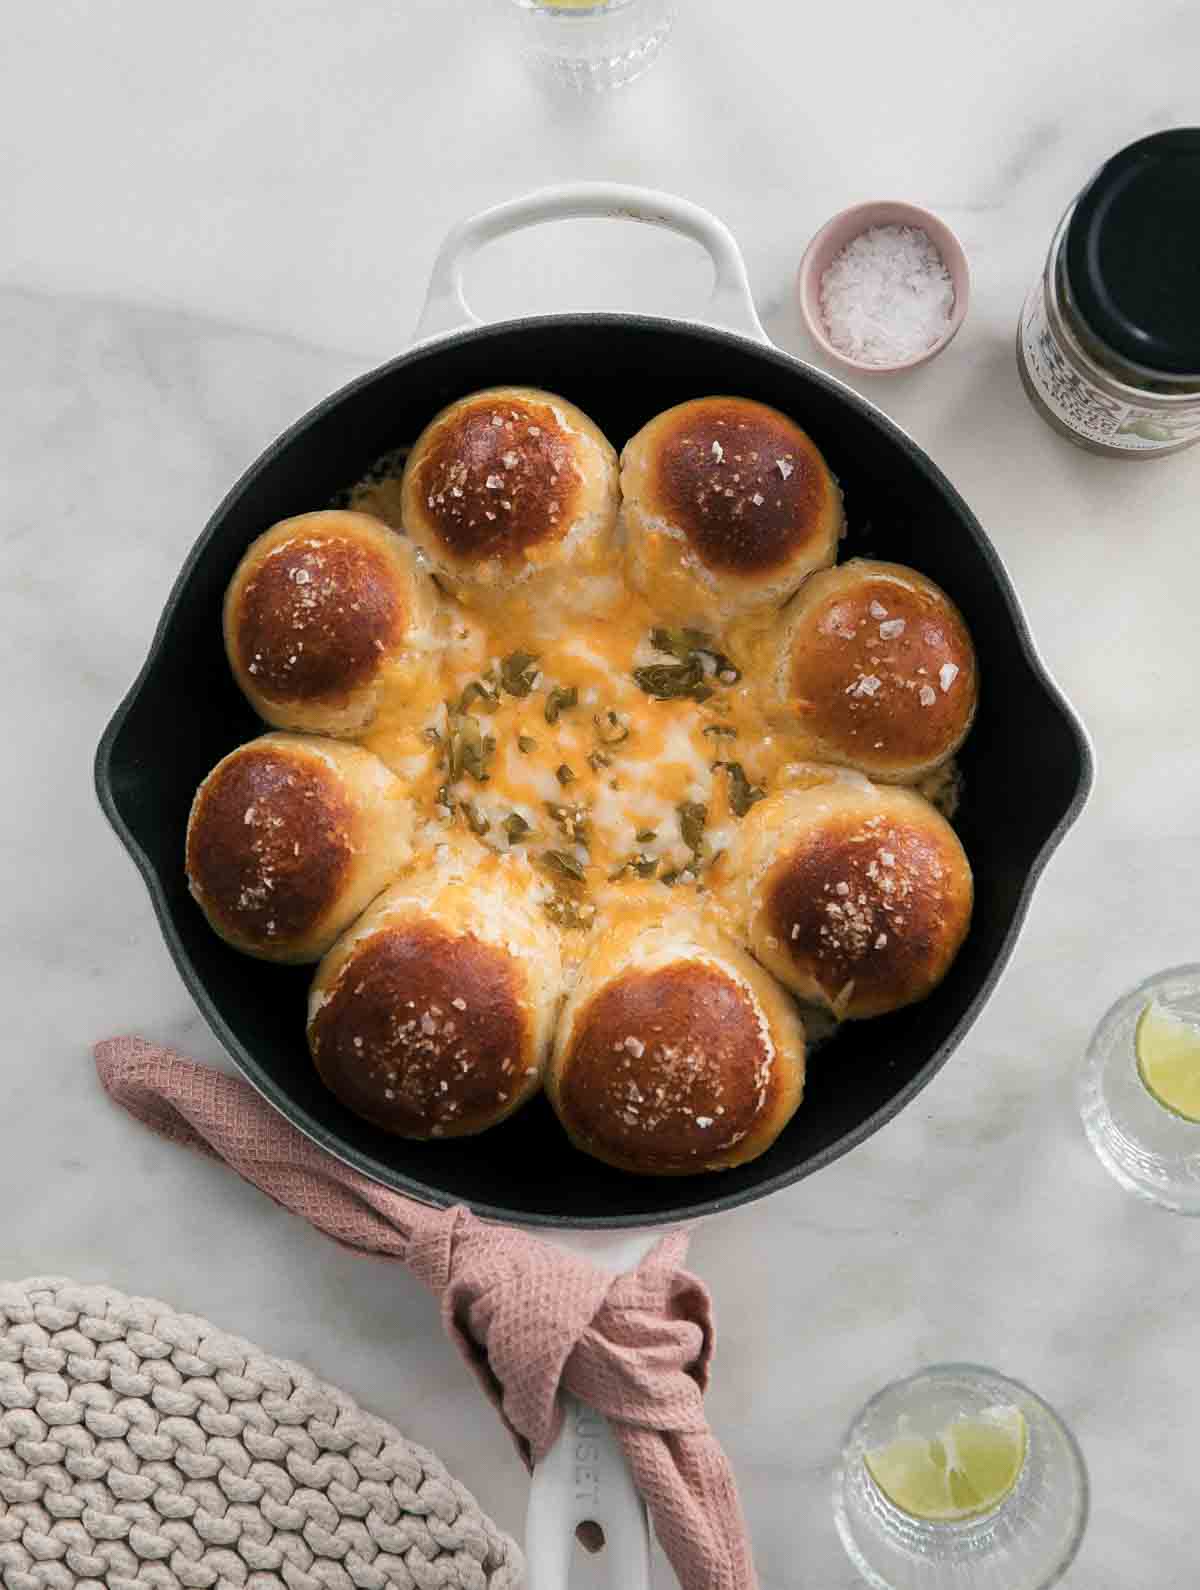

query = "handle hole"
461;217;714;323
575;1520;606;1552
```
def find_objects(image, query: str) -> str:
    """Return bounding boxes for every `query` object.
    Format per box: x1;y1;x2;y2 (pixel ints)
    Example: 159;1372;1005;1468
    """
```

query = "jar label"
1020;286;1200;452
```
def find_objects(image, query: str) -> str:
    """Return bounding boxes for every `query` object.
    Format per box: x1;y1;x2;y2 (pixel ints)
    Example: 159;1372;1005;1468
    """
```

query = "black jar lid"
1064;128;1200;377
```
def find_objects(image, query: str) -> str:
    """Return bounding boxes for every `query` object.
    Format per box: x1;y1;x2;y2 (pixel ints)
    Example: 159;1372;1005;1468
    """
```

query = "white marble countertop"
4;2;1199;1584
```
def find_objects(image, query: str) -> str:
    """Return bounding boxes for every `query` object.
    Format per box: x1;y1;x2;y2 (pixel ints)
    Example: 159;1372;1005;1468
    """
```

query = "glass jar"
1017;129;1200;458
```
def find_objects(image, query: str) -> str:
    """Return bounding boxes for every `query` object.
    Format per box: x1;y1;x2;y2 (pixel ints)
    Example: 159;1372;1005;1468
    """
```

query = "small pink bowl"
797;200;970;375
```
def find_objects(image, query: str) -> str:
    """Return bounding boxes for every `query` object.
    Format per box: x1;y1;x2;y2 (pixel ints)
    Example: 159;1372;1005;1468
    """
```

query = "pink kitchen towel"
95;1037;757;1590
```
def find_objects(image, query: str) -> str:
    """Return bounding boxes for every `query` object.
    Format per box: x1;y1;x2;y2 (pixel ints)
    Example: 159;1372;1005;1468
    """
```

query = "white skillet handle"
524;1229;661;1590
525;1392;651;1590
413;182;768;346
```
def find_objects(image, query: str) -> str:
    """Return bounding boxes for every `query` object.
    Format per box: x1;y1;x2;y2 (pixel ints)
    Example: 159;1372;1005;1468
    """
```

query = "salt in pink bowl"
797;200;970;375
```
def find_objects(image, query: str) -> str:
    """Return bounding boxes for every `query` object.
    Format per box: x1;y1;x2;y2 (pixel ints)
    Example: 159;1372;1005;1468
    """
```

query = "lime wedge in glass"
864;1405;1027;1522
1135;1001;1200;1123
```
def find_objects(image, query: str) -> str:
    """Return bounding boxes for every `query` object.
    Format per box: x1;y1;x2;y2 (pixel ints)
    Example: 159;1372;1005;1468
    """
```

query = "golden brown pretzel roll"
399;386;619;600
768;559;977;782
224;510;436;737
186;733;412;965
620;396;843;628
547;911;805;1176
307;845;563;1139
725;778;972;1020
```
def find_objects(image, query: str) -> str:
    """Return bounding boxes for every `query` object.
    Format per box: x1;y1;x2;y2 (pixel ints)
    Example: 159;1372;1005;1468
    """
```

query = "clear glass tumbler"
1079;964;1200;1213
508;0;677;91
834;1364;1088;1590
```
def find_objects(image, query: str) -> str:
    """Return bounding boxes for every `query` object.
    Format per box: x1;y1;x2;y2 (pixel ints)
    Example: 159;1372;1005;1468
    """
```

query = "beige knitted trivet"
0;1278;523;1590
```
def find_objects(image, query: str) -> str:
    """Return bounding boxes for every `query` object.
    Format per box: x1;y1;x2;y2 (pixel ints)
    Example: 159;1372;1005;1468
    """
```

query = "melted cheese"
349;472;957;972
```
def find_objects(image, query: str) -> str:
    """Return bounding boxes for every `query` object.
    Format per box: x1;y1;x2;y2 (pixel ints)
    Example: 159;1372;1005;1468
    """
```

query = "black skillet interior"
96;316;1092;1227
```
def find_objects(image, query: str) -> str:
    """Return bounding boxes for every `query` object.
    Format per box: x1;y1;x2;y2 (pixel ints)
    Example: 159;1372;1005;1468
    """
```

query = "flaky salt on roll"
768;559;977;782
224;510;436;737
547;911;805;1176
308;844;563;1139
186;733;412;964
399;386;619;603
725;778;972;1021
620;396;843;630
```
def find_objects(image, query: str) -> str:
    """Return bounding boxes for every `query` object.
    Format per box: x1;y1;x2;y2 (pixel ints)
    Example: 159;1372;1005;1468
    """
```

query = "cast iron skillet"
95;187;1093;1233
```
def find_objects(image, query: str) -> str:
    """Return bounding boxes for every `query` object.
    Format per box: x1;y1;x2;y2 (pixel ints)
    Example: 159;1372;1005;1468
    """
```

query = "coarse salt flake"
918;684;938;706
869;600;888;619
776;457;794;480
818;225;954;367
939;662;960;692
711;440;724;462
848;674;882;698
879;618;906;639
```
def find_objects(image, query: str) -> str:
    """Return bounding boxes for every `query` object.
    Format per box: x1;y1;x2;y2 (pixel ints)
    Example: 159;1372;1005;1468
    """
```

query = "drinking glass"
1079;963;1200;1213
507;0;677;91
834;1364;1088;1590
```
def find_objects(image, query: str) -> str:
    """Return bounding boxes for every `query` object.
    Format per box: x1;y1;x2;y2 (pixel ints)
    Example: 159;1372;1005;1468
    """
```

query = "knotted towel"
95;1038;757;1590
